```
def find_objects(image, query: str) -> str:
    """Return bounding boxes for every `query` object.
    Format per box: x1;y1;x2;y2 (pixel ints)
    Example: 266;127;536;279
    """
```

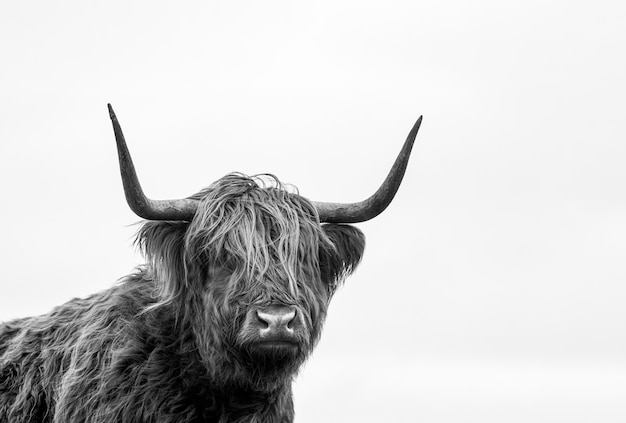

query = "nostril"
255;311;270;329
286;309;297;330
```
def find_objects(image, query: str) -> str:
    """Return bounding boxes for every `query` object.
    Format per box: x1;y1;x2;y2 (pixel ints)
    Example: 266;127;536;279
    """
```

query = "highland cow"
0;105;422;423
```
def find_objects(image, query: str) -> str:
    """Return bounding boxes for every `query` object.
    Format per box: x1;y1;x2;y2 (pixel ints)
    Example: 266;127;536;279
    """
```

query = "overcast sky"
1;1;625;422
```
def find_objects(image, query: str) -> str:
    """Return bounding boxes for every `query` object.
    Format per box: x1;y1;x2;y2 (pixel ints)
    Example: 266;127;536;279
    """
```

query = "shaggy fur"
0;174;365;423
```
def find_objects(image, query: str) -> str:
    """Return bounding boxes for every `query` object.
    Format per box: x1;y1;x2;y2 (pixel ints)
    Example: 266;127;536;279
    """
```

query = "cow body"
1;275;295;422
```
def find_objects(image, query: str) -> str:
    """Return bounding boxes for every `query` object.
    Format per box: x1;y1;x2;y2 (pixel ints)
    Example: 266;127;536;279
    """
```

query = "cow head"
107;105;421;389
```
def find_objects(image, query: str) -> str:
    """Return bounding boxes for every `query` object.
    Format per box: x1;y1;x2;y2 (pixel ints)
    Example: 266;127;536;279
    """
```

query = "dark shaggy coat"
0;174;365;423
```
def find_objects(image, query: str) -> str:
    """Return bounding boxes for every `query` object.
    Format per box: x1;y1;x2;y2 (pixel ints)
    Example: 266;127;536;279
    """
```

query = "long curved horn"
108;104;198;221
313;116;422;223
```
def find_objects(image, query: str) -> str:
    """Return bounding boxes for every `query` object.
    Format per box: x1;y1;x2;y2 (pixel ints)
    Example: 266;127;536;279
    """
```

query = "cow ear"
135;221;188;303
320;224;366;283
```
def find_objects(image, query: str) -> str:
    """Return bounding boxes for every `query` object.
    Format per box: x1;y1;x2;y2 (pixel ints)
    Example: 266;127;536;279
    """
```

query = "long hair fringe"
136;173;335;309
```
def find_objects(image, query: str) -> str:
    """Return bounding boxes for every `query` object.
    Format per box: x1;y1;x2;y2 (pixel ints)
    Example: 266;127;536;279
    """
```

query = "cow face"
137;174;365;387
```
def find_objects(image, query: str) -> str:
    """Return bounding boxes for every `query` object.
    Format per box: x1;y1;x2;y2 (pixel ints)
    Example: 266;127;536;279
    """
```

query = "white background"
1;1;625;422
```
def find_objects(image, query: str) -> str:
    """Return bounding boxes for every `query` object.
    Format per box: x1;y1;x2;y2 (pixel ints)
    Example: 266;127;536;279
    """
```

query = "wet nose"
256;306;297;336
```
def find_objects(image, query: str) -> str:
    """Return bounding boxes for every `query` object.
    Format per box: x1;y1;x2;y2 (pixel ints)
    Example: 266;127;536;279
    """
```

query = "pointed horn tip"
405;115;423;142
107;103;117;120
